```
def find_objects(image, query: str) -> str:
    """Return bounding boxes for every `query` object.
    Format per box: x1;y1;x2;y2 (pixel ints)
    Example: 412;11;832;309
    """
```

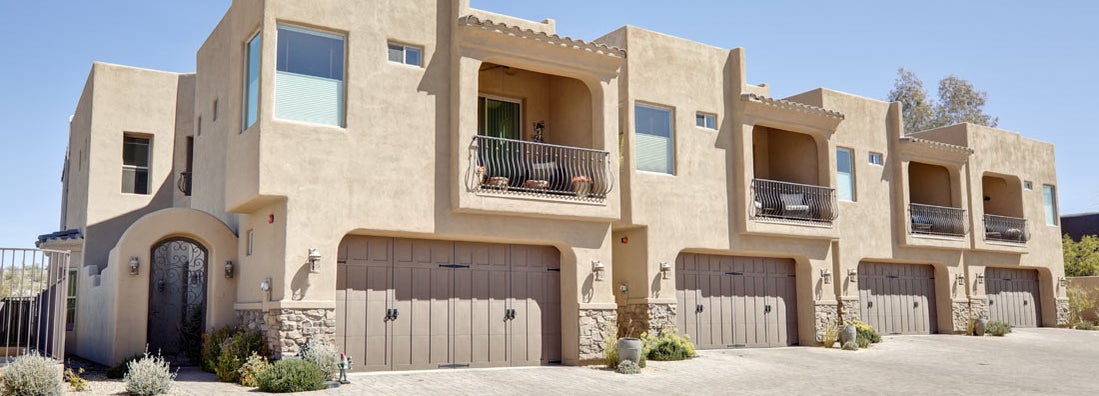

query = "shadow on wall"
84;161;179;271
290;258;313;300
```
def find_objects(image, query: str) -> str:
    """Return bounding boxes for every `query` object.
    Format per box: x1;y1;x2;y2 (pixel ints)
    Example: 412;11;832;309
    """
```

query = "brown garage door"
336;236;561;371
986;267;1042;328
858;263;937;335
676;253;798;348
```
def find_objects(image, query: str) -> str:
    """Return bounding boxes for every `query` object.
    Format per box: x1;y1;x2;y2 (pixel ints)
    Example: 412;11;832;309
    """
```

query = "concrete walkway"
74;328;1099;395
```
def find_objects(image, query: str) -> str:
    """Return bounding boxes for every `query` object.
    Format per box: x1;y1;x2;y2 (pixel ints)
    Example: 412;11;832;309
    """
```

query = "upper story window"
836;147;855;201
388;42;422;66
66;269;77;330
122;136;150;195
868;152;883;166
247;229;254;256
1024;180;1033;190
197;115;203;136
212;99;219;122
276;25;346;127
243;31;260;131
695;112;716;129
635;103;675;174
1043;184;1058;225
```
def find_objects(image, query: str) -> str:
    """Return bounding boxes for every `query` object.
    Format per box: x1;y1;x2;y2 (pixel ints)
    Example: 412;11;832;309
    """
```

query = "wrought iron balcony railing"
177;171;192;196
909;203;968;237
750;178;837;225
470;135;613;201
984;214;1029;243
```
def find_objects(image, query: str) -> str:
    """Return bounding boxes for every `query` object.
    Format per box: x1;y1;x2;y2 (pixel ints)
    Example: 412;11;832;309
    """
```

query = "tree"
887;68;999;134
1063;234;1099;277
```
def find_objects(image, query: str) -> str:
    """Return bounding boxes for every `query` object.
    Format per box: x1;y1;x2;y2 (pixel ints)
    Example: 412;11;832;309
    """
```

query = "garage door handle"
913;301;919;308
696;304;704;313
868;301;873;309
504;308;517;321
385;308;399;321
1023;300;1027;306
765;305;772;314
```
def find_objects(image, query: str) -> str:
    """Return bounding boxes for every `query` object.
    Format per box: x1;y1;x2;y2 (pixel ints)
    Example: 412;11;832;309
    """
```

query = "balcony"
470;135;612;202
177;171;192;196
909;203;967;237
984;214;1029;244
750;178;837;225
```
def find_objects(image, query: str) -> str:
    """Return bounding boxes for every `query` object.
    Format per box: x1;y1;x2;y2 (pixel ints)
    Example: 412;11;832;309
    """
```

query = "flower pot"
616;337;642;365
523;179;550;190
975;318;987;336
573;180;592;197
839;325;857;345
485;176;509;191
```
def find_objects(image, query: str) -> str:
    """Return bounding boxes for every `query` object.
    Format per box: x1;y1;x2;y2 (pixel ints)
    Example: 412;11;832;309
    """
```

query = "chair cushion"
780;193;804;207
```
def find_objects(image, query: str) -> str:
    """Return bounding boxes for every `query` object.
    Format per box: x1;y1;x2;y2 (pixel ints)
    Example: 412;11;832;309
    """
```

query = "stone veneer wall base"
236;308;336;358
578;308;616;364
616;303;676;338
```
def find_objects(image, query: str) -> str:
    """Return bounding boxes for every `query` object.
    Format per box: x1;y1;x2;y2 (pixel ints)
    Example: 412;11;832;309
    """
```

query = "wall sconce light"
659;262;672;279
260;277;272;300
1059;276;1067;288
975;272;984;284
847;269;857;282
129;256;140;275
955;274;966;286
618;282;628;293
308;248;322;273
225;260;234;279
591;260;606;281
821;268;832;284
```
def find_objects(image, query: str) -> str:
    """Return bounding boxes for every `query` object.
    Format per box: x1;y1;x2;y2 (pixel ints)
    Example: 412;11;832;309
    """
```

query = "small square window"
695;113;716;129
197;116;202;136
247;229;254;256
1024;181;1033;190
212;99;219;122
387;42;423;66
868;152;883;166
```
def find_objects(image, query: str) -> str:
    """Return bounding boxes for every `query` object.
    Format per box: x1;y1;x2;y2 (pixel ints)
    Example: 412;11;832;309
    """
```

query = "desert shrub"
301;337;339;381
846;320;882;345
603;329;619;369
616;359;641;374
124;352;176;396
214;328;267;383
237;352;271;387
641;328;696;361
821;320;839;348
985;321;1012;336
255;359;326;393
106;354;144;379
2;352;63;396
64;365;89;392
1074;320;1098;331
1067;285;1097;328
841;340;859;351
856;336;871;348
201;326;234;373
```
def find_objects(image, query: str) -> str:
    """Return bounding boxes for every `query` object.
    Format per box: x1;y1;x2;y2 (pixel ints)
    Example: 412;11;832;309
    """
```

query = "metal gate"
148;238;207;365
676;253;798;348
986;267;1042;328
858;262;937;335
0;248;69;363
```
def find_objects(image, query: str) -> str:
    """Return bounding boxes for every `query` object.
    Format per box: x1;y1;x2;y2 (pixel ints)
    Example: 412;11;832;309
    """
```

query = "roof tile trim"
898;136;974;154
741;93;845;120
458;15;627;58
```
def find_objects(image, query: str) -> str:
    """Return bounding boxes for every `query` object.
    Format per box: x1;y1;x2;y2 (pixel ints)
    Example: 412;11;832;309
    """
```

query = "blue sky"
1;1;1096;248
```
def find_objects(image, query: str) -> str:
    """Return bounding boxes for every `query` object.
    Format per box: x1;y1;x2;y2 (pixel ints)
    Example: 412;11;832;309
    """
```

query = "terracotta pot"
573;181;592;197
523;179;550;190
485;176;509;191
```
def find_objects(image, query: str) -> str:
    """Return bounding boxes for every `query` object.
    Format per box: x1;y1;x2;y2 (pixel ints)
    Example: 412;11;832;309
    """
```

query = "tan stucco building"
40;0;1067;369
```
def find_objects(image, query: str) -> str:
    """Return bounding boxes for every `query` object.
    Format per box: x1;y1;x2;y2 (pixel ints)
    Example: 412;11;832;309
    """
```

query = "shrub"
985;321;1012;336
255;359;326;393
201;326;234;373
845;320;882;345
238;352;271;388
640;328;696;361
106;354;144;379
616;359;641;374
603;329;619;369
2;352;63;396
214;328;267;383
1074;321;1098;331
64;365;89;392
124;352;176;396
1067;285;1097;328
841;340;859;351
301;337;339;381
856;336;871;349
821;320;839;348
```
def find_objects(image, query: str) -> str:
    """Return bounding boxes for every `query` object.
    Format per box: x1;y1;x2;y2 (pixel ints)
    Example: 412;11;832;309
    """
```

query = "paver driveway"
80;328;1099;395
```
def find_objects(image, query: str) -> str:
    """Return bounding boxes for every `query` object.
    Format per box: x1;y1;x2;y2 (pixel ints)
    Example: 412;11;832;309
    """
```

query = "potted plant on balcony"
572;175;592;198
474;166;486;188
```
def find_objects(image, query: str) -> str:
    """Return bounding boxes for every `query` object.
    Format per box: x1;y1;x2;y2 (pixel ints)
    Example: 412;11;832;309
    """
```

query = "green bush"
255;359;327;393
214;328;267;382
846;320;882;345
301;337;339;381
616;359;640;374
64;365;89;392
603;329;618;369
985;321;1012;336
237;352;271;387
1;352;63;396
201;326;234;373
640;328;696;361
841;340;859;351
124;352;176;396
1074;321;1098;331
106;354;144;379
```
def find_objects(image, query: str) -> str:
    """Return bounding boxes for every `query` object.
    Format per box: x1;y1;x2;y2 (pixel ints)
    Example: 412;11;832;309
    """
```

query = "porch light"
308;248;322;273
955;274;966;286
1059;276;1067;288
975;272;984;284
260;277;272;300
225;260;234;279
820;268;832;284
619;282;628;293
129;256;140;275
659;262;672;279
847;269;857;282
591;260;606;281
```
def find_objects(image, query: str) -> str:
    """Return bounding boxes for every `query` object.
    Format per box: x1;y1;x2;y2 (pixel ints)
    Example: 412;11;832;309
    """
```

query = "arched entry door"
148;238;207;365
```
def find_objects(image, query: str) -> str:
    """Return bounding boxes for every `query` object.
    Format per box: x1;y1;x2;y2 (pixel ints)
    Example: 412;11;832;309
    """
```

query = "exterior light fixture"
955;274;966;286
308;248;322;273
847;269;857;282
225;260;234;279
821;268;832;284
260;277;272;300
618;282;628;293
591;260;606;281
659;262;672;279
129;256;140;275
975;272;984;284
1059;276;1067;288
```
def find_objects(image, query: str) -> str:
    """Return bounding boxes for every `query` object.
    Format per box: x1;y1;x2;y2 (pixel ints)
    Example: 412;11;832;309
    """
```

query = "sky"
0;1;1097;249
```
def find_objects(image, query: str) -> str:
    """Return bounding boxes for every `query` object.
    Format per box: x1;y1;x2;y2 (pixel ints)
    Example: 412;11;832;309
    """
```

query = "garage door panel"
987;268;1041;328
858;263;936;335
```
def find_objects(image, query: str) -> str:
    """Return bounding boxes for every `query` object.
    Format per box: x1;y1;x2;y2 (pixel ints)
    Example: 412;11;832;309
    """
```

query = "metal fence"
750;178;838;225
470;135;613;201
984;214;1029;243
0;248;69;363
909;203;968;237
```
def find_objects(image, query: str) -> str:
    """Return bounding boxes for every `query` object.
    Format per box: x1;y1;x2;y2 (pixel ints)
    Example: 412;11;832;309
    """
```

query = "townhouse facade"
40;0;1067;370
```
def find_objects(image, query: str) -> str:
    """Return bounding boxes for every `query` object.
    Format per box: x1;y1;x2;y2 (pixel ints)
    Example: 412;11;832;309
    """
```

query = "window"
247;229;254;256
66;269;77;330
122;136;150;194
1043;184;1058;225
197;115;202;136
1024;181;1033;190
275;25;346;127
243;31;260;131
868;152;883;166
837;147;855;201
635;104;674;174
212;99;219;122
387;42;422;66
695;113;716;129
477;96;521;140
